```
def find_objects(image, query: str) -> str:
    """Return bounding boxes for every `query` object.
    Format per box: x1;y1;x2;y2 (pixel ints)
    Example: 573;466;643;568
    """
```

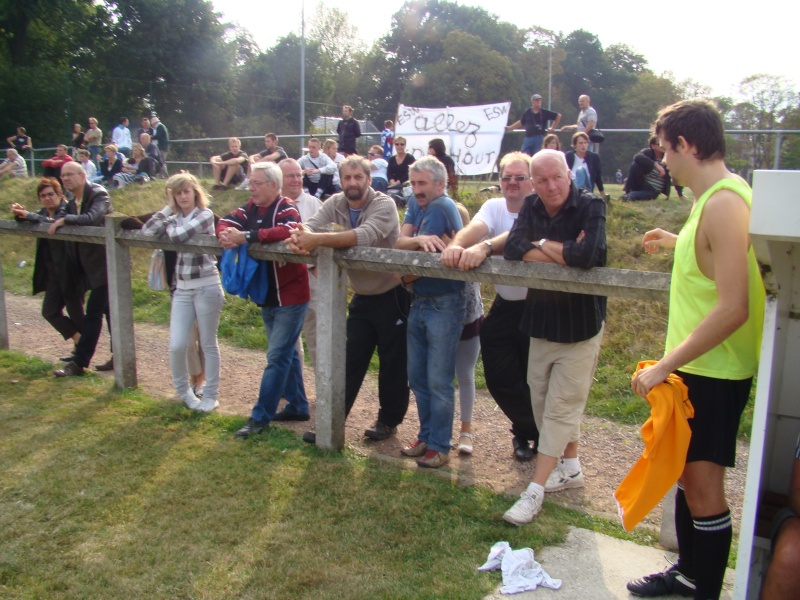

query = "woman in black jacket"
11;177;84;353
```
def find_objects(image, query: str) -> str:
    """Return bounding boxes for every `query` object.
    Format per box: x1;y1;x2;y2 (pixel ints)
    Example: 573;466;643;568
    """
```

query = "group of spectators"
507;92;685;202
3;114;171;188
11;98;780;600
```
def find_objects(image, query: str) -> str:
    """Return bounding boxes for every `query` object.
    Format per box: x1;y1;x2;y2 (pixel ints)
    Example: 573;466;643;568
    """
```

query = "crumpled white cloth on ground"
478;541;562;594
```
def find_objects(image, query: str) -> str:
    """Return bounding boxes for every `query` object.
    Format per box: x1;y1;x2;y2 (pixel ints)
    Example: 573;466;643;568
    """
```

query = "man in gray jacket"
288;155;410;444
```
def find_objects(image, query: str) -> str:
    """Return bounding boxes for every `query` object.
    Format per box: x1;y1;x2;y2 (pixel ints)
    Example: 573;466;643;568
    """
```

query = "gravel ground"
5;292;749;533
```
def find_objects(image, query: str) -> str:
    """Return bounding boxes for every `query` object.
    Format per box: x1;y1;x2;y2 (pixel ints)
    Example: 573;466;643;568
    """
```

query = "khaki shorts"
527;324;604;458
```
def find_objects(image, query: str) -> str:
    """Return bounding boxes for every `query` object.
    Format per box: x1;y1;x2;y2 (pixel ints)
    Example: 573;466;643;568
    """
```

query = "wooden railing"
0;215;671;451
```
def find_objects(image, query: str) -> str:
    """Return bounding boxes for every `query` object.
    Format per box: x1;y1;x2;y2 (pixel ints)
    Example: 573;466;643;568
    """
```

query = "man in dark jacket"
620;135;685;201
565;132;604;196
337;104;361;156
49;161;113;376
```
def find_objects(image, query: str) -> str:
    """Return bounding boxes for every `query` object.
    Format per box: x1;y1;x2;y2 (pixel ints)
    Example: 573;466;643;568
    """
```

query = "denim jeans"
252;302;309;424
521;134;544;156
407;290;466;453
169;284;224;401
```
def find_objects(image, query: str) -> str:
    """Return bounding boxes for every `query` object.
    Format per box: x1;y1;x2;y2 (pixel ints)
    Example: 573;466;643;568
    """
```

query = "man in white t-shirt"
563;94;599;152
280;159;322;368
441;151;539;461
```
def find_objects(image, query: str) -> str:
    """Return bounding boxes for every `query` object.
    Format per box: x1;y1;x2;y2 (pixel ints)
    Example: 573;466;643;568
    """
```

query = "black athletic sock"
674;485;696;580
692;509;732;599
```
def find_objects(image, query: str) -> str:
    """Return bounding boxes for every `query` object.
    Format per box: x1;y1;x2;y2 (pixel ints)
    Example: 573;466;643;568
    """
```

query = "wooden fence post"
105;214;137;389
314;246;347;450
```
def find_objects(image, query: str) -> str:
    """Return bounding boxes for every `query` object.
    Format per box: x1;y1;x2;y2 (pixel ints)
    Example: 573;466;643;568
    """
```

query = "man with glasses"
441;152;539;462
217;162;310;438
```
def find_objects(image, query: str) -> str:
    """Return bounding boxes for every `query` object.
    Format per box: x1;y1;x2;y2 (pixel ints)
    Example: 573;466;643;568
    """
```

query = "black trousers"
303;173;333;197
479;295;539;445
345;285;410;427
41;272;84;340
73;285;109;368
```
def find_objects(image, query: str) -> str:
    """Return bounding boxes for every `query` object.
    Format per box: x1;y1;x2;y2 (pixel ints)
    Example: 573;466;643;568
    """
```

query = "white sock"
563;457;580;472
526;482;545;496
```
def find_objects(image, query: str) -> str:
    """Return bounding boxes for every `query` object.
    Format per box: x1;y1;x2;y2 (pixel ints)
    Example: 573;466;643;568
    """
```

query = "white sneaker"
198;397;219;413
503;488;543;526
544;460;585;492
182;390;201;410
235;178;250;190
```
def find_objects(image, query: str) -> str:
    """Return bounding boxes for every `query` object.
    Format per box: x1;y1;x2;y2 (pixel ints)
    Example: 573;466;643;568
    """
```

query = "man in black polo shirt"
505;94;562;156
501;149;607;525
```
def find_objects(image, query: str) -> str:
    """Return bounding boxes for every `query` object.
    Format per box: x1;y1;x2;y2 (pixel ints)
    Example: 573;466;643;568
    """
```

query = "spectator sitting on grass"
42;145;74;181
112;143;156;188
210;137;248;190
77;149;97;180
0;148;28;179
97;144;123;185
368;144;389;192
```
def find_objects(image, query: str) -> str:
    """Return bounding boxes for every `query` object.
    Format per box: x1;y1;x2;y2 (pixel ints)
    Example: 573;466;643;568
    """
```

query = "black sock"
692;509;732;599
674;486;696;580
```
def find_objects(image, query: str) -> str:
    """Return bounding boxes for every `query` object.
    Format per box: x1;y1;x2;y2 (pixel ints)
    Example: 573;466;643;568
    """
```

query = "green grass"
0;178;754;437
0;350;661;599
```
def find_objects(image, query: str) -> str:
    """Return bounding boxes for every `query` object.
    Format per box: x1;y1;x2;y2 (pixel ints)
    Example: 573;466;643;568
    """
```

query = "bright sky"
214;0;794;100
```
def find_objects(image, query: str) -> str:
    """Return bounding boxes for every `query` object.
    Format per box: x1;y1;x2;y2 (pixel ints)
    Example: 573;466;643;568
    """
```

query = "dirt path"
5;292;749;533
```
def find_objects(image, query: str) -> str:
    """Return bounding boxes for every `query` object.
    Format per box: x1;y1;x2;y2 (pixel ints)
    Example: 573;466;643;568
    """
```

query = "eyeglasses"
500;176;530;183
39;192;58;198
249;179;268;186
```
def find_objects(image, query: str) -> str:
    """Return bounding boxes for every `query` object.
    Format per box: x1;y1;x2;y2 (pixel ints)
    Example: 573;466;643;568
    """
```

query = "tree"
400;30;519;108
729;74;797;169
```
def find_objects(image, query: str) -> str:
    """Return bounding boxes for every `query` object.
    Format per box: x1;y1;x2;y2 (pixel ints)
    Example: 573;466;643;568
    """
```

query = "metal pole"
773;132;782;169
548;45;553;111
300;1;306;139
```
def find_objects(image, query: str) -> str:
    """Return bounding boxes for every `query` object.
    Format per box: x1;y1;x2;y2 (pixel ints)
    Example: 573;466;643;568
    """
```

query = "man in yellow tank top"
627;100;766;600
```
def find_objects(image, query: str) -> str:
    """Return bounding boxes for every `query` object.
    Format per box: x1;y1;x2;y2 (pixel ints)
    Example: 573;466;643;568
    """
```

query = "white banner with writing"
395;102;510;176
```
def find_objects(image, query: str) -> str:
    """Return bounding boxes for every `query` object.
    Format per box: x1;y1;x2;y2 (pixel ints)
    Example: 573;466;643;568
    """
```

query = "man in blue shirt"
396;156;466;468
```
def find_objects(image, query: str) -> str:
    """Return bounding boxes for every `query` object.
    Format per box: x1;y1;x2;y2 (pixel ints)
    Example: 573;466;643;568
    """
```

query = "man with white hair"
0;148;28;179
150;113;169;177
217;161;310;438
502;149;607;525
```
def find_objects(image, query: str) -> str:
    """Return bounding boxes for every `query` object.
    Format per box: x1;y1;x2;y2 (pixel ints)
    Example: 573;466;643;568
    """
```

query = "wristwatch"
537;238;547;250
483;240;493;256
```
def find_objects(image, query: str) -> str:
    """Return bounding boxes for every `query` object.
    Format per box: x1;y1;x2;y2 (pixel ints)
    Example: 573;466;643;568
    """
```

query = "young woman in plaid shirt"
143;173;223;412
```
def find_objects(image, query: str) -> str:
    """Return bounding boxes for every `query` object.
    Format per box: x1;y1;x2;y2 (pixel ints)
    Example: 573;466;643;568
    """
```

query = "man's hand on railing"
287;223;317;256
48;218;66;235
218;226;246;249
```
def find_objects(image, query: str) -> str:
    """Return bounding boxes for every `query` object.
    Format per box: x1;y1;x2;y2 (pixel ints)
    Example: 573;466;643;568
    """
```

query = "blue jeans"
407;290;466;453
521;134;544;156
252;302;309;424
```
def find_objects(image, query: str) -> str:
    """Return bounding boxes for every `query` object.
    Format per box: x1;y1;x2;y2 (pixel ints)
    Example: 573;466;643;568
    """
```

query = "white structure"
735;170;800;597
